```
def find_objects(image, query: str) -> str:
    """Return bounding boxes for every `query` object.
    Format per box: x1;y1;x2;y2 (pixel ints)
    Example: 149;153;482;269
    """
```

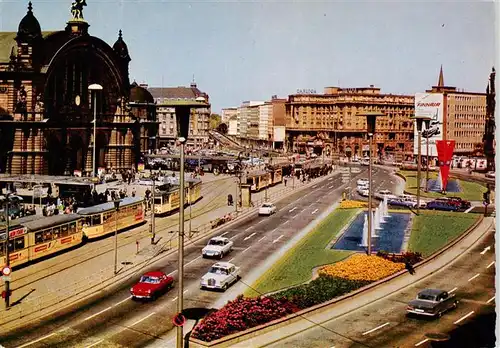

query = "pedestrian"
132;188;136;197
284;177;287;187
405;261;415;275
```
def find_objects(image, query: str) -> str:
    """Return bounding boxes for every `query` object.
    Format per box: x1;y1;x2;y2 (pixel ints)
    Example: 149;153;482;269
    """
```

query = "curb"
188;212;487;347
0;170;340;333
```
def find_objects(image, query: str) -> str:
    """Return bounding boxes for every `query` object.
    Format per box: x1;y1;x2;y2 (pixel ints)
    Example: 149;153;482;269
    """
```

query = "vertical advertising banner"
413;93;444;156
436;140;455;191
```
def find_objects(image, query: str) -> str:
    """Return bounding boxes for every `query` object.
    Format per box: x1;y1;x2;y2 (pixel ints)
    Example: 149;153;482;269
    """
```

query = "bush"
191;295;299;342
376;250;423;265
318;254;405;281
270;275;370;309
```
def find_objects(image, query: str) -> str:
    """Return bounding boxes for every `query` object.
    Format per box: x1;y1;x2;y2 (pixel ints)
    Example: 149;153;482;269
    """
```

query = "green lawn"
246;209;357;297
399;170;486;201
407;211;479;257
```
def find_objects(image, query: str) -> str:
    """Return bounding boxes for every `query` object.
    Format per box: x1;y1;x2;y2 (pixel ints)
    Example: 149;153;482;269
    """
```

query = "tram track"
3;177;235;293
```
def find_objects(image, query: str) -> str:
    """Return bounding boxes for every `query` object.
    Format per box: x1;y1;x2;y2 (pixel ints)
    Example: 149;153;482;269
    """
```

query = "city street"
262;221;495;348
0;166;402;348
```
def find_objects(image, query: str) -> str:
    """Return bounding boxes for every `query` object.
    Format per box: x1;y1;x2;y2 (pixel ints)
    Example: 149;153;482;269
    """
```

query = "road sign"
1;266;11;277
172;313;186;327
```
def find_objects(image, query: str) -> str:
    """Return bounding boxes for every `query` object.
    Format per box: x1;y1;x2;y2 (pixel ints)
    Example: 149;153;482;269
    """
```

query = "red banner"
436;140;455;191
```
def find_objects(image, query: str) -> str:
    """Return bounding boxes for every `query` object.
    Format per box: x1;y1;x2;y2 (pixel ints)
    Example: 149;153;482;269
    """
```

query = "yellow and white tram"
0;214;83;268
153;178;202;215
78;196;145;240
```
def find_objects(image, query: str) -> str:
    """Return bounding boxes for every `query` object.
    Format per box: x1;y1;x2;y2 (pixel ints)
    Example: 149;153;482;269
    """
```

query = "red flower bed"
191;295;299;342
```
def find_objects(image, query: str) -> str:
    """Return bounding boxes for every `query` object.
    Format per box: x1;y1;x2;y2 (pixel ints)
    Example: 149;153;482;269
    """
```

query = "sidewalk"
0;167;340;332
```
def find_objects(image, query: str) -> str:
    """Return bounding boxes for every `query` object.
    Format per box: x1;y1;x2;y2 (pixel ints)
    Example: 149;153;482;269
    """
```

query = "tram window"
61;225;69;237
85;216;92;226
43;230;52;242
69;222;76;234
14;237;25;250
35;231;44;244
7;240;13;253
53;226;61;239
92;215;101;225
0;242;4;256
77;220;83;229
154;197;162;204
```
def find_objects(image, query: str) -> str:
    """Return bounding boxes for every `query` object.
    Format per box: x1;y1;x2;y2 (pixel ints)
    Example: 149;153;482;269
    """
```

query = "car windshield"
262;204;273;208
209;240;224;246
417;293;437;301
209;267;228;275
140;276;161;284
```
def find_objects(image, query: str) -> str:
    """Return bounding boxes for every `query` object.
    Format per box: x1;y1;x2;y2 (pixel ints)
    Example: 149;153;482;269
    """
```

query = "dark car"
407;288;458;318
426;200;458;212
130;271;174;300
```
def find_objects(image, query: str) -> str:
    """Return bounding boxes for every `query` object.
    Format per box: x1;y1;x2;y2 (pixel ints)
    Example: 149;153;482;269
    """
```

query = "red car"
130;271;174;300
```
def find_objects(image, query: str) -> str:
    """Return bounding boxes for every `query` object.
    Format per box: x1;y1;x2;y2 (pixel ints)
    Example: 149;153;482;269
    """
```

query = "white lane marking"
454;311;474;324
328;177;333;181
171;296;178;302
415;338;429;347
312;209;319;214
487;261;495;268
113;296;132;307
480;246;491;255
448;287;457;293
244;226;253;232
242;246;251;253
468;273;480;282
83;306;112;321
257;220;265;224
86;339;104;348
328;185;334;189
244;233;256;241
17;333;56;348
289;207;297;212
185;256;201;267
131;312;156;326
183;289;188;294
464;206;474;213
283;220;289;225
487;296;495;304
272;235;284;244
362;322;390;335
220;231;229;236
167;270;178;277
228;258;235;263
312;185;317;188
258;236;266;242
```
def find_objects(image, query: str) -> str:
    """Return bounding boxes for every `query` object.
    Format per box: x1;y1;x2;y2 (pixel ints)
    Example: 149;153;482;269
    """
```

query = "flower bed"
376;250;423;265
339;200;367;209
191;295;299;342
318;254;405;281
270;275;371;309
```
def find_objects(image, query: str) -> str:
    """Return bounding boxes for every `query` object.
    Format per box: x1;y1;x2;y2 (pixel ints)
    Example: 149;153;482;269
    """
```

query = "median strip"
362;322;390;335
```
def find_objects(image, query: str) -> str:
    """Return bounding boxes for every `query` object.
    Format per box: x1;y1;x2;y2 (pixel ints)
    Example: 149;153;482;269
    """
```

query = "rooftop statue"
71;0;87;20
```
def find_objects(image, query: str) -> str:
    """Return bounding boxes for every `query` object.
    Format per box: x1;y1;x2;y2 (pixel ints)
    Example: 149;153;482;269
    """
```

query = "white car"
259;202;277;216
200;262;241;291
357;178;369;186
486;171;495;178
202;236;234;259
357;188;369;197
374;190;397;200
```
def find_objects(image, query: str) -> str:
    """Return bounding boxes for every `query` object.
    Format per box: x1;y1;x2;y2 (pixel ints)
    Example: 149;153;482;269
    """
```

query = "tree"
209;113;221;130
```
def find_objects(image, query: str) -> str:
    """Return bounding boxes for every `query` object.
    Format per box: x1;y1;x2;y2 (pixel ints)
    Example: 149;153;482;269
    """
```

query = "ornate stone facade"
0;2;154;175
285;86;415;160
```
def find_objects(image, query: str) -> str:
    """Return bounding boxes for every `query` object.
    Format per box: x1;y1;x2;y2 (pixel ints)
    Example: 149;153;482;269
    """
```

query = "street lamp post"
150;178;156;244
424;119;431;192
2;195;12;309
413;115;432;214
89;84;103;180
175;98;207;348
113;199;121;274
358;111;384;256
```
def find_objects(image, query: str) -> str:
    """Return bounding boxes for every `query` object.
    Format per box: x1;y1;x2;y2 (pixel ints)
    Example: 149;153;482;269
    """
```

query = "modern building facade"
258;102;273;141
424;67;488;156
221;107;237;124
0;1;151;175
148;81;210;148
285;86;415;159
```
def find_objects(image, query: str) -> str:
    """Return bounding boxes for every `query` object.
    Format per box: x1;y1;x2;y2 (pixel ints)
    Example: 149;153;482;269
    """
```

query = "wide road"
264;222;495;348
0;166;400;348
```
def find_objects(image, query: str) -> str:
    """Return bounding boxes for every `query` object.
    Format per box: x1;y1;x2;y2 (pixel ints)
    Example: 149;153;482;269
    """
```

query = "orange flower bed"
339;200;367;209
318;254;405;281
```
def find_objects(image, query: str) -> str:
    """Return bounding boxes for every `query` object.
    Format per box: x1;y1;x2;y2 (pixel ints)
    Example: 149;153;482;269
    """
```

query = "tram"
154;178;202;215
245;167;283;192
0;214;84;268
77;196;145;240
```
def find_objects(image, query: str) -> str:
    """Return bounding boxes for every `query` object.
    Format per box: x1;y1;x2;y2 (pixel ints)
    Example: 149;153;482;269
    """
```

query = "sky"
0;0;496;114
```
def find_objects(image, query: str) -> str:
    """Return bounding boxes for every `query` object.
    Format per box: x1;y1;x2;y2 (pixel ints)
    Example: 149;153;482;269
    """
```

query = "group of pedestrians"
42;196;78;216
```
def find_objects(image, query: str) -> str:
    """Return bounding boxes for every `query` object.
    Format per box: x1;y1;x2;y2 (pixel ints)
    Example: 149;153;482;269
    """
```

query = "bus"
77;196;145;240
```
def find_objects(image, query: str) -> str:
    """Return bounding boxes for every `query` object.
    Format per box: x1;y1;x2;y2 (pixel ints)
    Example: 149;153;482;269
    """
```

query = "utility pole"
150;178;156;244
4;197;11;309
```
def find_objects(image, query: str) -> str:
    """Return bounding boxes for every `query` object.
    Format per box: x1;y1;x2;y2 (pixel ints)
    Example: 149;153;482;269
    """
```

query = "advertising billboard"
273;126;286;142
413;93;444;156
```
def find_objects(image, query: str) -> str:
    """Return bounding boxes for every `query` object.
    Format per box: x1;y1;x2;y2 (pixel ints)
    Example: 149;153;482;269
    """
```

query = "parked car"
200;262;241;291
407;288;458;317
426;200;458;212
374;189;397;201
130;271;174;300
259;202;277;216
202;236;234;259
